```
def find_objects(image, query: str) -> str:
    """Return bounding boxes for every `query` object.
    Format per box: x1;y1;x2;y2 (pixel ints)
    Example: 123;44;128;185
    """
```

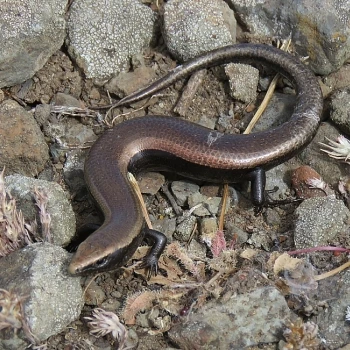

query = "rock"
200;185;221;197
330;88;350;135
67;0;157;82
300;122;350;184
174;215;196;242
34;104;51;127
225;63;259;103
0;0;66;88
323;65;350;96
171;181;200;206
152;217;177;242
0;100;49;176
42;113;97;148
310;269;350;348
168;287;291;349
228;0;350;75
105;66;157;98
199;217;218;245
294;196;350;249
224;222;249;244
264;162;295;202
248;231;273;251
188;193;223;216
291;165;329;199
163;0;236;61
0;243;83;347
5;174;76;247
63;149;88;202
197;115;216;129
252;93;296;132
136;172;165;195
51;92;82;108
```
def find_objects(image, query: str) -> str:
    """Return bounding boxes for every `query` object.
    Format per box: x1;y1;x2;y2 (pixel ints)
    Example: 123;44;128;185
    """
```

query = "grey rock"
217;113;235;132
265;162;296;202
0;0;66;88
163;0;236;61
300;122;350;184
225;63;259;103
136;172;165;195
248;231;274;251
168;286;291;349
0;100;49;176
152;217;177;242
263;208;282;228
188;193;223;216
67;0;157;82
252;93;296;132
43;115;97;148
63;149;88;202
51;92;82;108
171;181;200;206
197;115;216;129
312;270;350;348
225;222;249;244
294;196;350;249
34;104;51;127
330;88;350;135
5;175;76;247
174;215;197;242
0;243;83;346
323;64;350;95
105;66;157;98
199;217;218;242
228;0;350;75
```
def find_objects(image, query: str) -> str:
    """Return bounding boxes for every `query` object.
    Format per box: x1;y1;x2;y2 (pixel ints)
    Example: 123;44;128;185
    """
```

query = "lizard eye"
93;257;108;268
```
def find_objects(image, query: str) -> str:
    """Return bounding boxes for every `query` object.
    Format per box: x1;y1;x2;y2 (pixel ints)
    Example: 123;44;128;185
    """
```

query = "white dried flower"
319;135;350;163
305;177;327;190
346;306;350;321
85;308;127;346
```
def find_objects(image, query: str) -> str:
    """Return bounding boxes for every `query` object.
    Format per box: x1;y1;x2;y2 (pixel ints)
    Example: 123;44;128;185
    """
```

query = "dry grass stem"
127;172;152;229
33;187;52;243
244;38;291;134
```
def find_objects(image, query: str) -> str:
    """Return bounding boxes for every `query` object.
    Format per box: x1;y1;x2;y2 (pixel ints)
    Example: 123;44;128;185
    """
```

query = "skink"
68;44;323;275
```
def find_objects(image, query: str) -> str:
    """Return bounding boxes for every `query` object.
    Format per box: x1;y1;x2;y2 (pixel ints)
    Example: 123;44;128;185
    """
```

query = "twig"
174;69;207;116
218;184;229;232
288;246;350;255
243;38;291;134
161;183;182;216
314;260;350;281
127;173;152;229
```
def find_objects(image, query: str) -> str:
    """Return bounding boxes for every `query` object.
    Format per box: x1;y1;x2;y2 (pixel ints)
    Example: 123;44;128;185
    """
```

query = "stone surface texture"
67;0;157;81
0;0;66;88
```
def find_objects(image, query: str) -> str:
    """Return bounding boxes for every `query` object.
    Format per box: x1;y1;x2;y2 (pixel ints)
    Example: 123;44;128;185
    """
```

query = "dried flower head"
0;289;24;331
0;288;37;343
282;319;319;349
0;169;33;256
85;308;127;347
345;306;350;321
319;135;350;163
